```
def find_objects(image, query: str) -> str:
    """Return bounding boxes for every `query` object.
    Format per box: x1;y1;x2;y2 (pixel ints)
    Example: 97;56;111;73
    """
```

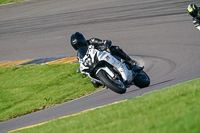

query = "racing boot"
126;58;137;68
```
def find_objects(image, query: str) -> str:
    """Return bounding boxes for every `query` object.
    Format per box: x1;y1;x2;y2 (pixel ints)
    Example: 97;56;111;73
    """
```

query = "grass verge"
13;78;200;133
0;63;100;121
0;0;24;5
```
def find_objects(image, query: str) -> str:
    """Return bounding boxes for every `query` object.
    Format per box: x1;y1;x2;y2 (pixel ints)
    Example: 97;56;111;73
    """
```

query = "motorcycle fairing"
97;50;133;82
78;45;133;82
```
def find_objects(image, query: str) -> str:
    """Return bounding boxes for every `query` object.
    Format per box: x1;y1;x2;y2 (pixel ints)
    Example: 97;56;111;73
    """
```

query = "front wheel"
97;70;126;94
134;71;150;88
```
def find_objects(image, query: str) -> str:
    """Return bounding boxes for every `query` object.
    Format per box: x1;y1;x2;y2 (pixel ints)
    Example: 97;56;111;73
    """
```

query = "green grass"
0;0;24;4
0;64;100;121
13;78;200;133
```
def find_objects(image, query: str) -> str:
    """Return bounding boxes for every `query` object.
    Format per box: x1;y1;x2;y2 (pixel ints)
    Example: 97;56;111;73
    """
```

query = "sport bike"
76;45;150;94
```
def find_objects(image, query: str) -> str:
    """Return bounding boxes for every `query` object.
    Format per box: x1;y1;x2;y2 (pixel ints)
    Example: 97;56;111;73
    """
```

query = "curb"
0;57;78;67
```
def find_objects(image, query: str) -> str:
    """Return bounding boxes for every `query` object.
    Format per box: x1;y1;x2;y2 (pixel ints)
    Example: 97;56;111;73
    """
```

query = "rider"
70;32;137;67
187;3;200;31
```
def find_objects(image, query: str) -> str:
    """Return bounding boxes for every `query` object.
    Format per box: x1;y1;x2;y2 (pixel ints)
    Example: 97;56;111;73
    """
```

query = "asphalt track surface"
0;0;200;132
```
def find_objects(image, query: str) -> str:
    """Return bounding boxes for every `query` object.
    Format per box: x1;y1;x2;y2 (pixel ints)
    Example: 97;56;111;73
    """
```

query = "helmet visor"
77;46;88;59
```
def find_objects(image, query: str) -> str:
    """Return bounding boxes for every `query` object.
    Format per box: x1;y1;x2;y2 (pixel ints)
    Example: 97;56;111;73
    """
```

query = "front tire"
97;70;126;94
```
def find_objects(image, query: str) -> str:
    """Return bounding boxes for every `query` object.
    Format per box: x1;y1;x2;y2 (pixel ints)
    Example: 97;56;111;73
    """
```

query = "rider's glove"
100;40;112;51
100;45;107;51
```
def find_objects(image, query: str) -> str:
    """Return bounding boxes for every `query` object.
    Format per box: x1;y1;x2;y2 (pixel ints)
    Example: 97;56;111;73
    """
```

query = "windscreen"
77;46;88;59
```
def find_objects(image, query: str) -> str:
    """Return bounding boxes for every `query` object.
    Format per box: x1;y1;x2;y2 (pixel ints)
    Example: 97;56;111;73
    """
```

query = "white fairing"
78;45;133;82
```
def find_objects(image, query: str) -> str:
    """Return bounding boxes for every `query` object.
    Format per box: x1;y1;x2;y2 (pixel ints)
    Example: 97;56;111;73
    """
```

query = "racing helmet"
187;4;199;17
70;32;87;50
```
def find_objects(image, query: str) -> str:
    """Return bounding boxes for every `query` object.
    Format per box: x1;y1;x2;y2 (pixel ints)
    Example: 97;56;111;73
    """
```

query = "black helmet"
187;4;199;17
70;32;87;50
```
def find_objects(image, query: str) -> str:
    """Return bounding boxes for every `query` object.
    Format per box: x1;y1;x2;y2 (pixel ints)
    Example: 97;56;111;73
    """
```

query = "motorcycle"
76;45;150;94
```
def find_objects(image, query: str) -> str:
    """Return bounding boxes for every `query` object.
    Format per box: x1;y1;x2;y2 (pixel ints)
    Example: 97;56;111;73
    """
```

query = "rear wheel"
97;70;126;94
134;71;150;88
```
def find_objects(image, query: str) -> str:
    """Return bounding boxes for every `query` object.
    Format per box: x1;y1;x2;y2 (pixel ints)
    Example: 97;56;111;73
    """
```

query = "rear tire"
134;71;150;88
97;70;126;94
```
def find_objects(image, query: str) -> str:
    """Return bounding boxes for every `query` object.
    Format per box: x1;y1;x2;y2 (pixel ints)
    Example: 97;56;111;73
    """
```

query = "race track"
0;0;200;132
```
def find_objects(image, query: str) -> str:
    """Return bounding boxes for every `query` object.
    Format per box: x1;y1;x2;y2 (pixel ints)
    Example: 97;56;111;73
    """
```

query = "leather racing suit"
192;7;200;31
